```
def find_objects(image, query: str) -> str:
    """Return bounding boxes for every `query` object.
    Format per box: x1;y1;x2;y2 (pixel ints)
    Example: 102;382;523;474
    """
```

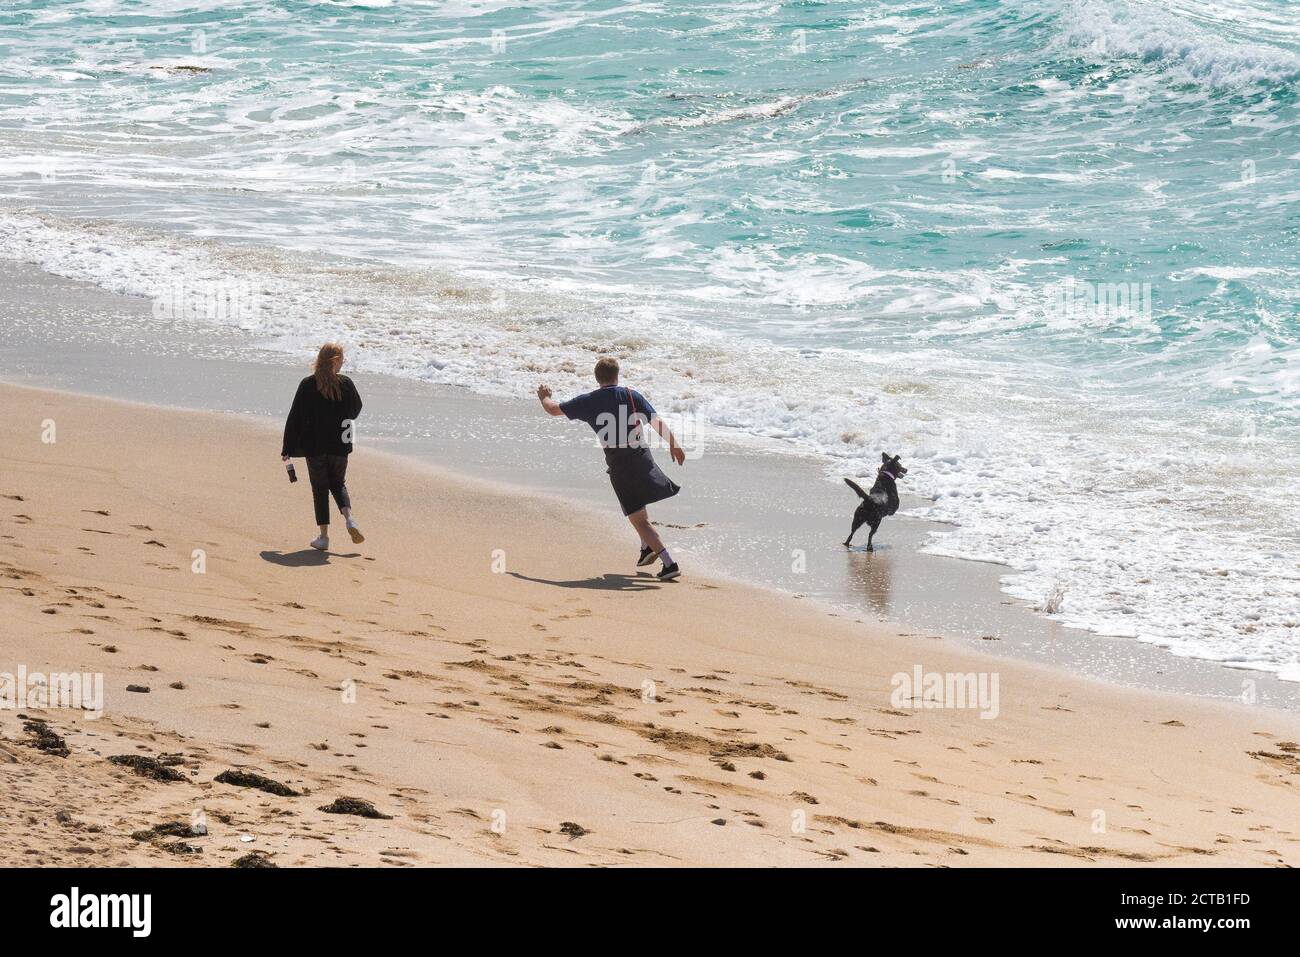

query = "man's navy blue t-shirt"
559;384;657;449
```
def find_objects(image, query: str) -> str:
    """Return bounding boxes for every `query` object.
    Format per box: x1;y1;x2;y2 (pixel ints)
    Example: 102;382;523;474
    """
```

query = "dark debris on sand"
318;797;392;819
21;718;69;757
131;821;202;841
559;821;589;838
161;841;203;855
108;754;187;782
214;769;300;797
232;851;277;868
130;821;204;855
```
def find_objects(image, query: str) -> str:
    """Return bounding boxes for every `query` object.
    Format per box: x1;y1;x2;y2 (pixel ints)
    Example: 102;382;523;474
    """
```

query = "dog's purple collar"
880;468;896;481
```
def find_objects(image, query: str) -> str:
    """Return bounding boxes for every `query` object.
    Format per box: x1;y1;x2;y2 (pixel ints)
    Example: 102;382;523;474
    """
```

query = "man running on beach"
538;357;685;580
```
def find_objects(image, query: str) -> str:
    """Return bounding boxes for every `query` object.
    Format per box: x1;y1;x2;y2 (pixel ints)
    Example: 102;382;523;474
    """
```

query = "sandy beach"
2;381;1297;867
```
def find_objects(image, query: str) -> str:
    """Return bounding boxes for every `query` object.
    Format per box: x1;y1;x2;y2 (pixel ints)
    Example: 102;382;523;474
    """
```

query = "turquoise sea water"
0;1;1298;677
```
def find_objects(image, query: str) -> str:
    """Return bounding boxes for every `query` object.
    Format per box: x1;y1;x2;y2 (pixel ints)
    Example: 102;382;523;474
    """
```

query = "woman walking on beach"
281;343;365;550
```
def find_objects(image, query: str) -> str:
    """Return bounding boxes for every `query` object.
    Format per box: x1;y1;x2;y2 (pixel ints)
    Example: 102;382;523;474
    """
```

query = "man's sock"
659;549;674;566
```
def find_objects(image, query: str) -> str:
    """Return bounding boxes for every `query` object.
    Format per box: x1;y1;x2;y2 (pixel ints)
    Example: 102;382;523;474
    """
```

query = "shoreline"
2;379;1299;866
2;256;1298;710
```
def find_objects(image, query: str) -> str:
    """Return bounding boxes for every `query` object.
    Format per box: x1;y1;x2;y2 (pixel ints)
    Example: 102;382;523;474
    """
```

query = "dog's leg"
844;518;862;547
866;525;877;552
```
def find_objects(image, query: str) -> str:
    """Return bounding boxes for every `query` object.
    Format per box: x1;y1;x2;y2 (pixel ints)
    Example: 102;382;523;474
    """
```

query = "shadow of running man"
259;549;361;567
508;571;663;592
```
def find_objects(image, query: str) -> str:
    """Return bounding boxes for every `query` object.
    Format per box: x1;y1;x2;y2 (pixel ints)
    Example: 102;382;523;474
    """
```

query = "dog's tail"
844;477;870;500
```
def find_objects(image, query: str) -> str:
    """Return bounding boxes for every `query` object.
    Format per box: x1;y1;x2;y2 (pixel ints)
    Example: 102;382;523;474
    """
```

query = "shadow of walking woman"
259;549;360;567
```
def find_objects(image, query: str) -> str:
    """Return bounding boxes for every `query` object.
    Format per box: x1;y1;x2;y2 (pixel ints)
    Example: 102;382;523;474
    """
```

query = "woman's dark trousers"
306;454;351;526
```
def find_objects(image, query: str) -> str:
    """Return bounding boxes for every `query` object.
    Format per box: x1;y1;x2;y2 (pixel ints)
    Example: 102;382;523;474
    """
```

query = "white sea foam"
1054;0;1300;88
629;85;863;133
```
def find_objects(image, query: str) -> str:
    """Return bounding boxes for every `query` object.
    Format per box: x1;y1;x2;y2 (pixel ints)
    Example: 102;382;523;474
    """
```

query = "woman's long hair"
313;343;344;401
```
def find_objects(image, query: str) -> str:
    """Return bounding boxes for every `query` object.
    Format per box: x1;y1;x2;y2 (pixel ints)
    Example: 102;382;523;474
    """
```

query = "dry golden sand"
1;382;1297;867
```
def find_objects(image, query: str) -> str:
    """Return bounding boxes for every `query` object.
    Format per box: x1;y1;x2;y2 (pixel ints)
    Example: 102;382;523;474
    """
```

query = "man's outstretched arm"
652;415;686;465
537;384;564;416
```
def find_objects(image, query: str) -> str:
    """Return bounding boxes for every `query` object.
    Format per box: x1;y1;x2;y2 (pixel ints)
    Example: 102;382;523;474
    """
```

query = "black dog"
843;453;907;550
